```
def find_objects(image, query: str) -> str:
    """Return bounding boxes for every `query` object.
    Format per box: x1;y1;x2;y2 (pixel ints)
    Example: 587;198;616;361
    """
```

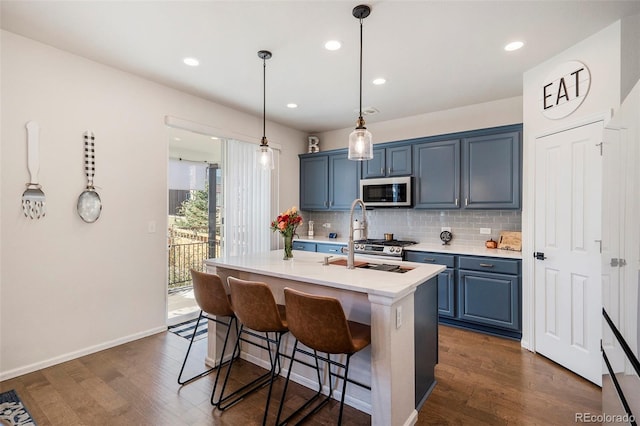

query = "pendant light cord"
262;57;266;142
359;17;363;120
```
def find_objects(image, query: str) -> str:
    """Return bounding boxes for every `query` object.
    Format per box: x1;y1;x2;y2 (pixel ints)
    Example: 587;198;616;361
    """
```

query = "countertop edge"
205;251;444;301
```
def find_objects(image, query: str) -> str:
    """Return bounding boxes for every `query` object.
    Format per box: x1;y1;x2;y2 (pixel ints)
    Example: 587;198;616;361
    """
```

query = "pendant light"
256;50;274;170
348;4;373;161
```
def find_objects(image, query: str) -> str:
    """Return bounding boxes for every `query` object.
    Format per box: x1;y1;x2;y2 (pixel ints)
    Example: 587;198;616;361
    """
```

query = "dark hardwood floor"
1;325;601;425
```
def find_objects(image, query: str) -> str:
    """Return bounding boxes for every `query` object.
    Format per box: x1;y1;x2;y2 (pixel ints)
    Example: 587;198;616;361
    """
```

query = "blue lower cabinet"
316;243;344;254
406;251;522;339
438;268;456;318
457;269;520;331
292;241;316;252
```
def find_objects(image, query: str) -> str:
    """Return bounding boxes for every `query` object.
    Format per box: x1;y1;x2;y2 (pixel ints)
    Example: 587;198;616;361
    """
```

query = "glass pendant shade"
256;144;274;170
348;127;373;160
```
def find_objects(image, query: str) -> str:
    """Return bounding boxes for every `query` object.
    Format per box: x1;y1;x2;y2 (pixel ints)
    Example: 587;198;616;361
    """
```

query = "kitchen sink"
328;258;413;273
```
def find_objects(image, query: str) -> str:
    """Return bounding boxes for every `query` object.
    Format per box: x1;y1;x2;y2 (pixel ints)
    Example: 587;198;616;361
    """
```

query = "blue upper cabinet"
300;155;329;210
462;131;521;209
413;139;461;209
362;145;412;178
300;151;360;211
329;152;361;209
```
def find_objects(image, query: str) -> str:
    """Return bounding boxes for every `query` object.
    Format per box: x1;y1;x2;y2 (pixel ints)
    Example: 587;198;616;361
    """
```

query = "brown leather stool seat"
217;277;288;426
177;270;238;407
276;287;371;426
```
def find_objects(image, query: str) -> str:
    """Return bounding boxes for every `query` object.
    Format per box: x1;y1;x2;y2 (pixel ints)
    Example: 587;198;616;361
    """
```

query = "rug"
168;317;208;341
0;390;36;426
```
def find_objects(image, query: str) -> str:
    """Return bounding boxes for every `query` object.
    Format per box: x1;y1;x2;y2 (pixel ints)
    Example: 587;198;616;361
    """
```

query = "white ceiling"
2;1;640;134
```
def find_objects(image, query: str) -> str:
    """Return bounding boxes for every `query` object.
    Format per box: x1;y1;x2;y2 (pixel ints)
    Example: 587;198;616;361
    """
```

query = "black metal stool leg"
276;342;328;426
337;354;353;426
177;311;215;385
210;316;237;405
216;326;280;410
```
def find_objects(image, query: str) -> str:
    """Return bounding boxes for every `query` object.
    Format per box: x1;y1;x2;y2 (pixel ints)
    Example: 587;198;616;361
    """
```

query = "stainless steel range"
353;239;417;259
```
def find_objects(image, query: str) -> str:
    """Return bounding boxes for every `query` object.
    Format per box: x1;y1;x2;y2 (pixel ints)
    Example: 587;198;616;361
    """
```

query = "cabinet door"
413;139;460;209
462;131;521;209
438;268;456;318
457;270;520;331
329;153;361;210
316;243;345;254
300;156;329;210
387;145;412;176
362;148;385;179
292;241;316;252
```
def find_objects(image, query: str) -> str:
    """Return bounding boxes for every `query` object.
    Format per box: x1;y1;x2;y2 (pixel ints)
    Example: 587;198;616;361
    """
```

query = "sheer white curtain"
223;139;275;257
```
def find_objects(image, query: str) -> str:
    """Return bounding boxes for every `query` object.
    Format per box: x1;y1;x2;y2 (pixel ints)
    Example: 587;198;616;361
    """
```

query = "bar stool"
276;287;371;426
217;277;288;425
177;270;238;406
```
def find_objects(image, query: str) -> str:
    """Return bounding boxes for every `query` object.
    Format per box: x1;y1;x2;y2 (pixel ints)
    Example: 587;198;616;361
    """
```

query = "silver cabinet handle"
329;248;339;252
388;167;391;175
423;258;436;262
465;198;469;206
380;168;384;175
324;201;328;207
455;198;458;206
479;263;494;268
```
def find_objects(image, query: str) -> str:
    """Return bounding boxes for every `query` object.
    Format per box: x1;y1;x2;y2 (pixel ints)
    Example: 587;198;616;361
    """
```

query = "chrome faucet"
347;198;368;269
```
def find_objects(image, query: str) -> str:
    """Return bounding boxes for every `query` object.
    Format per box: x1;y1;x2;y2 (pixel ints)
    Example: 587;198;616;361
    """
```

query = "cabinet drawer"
316;243;345;254
292;241;316;252
458;256;519;275
405;251;456;268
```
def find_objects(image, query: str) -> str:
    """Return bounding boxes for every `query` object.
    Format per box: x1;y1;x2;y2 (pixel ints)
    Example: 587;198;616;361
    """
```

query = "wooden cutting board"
498;231;522;251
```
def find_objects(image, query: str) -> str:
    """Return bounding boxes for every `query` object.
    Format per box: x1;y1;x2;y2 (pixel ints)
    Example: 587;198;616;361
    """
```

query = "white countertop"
407;243;523;259
294;237;522;259
205;250;444;300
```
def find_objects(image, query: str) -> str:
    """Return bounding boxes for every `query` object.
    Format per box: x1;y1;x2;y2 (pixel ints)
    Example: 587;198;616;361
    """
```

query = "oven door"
354;252;403;262
360;177;412;207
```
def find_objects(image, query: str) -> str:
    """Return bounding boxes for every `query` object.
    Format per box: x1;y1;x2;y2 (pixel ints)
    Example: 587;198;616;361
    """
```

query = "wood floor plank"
0;324;600;425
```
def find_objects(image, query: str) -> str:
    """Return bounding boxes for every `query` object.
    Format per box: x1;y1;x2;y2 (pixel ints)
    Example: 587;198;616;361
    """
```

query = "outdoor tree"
176;187;208;231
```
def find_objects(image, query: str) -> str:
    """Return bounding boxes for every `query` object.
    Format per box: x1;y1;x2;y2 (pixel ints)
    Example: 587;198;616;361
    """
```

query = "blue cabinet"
300;151;360;211
437;268;456;318
405;251;456;318
316;243;344;254
300;156;329;210
413;125;521;210
462;130;521;209
292;241;316;252
413;139;460;209
405;251;521;339
457;269;520;331
293;240;345;255
362;145;412;179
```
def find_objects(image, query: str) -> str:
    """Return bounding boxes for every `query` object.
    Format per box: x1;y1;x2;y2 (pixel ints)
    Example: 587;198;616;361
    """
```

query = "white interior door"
534;120;603;385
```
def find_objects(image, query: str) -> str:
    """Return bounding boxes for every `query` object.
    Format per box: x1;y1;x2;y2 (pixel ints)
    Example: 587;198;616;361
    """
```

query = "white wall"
0;31;305;379
316;96;523;151
521;22;622;350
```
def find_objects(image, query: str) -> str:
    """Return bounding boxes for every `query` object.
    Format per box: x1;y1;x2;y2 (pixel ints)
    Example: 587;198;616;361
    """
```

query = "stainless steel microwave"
360;176;412;207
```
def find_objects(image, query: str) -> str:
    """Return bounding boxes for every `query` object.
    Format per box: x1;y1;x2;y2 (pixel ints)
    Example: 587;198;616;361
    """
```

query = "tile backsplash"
302;209;521;247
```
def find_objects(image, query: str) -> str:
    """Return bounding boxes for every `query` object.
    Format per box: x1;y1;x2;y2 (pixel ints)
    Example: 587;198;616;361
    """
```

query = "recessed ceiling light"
183;57;200;66
504;41;524;52
174;137;181;141
372;78;386;85
286;103;298;109
324;40;341;51
210;136;219;140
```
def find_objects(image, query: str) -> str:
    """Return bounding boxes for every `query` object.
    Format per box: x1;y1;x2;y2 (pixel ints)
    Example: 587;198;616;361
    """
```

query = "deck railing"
168;240;220;292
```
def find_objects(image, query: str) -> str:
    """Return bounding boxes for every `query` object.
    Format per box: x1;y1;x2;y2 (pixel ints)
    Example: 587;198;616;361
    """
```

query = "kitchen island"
205;250;444;426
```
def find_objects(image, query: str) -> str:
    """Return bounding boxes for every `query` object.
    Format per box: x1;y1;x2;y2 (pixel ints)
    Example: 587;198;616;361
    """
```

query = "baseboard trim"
0;326;167;381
